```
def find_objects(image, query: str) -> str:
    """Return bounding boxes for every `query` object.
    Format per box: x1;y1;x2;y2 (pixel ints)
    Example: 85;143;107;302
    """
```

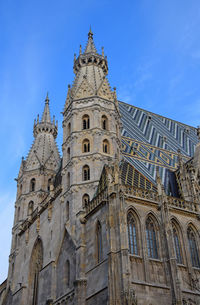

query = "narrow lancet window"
83;165;90;181
127;212;138;255
30;178;36;192
146;217;158;259
172;224;182;264
187;227;200;268
82;115;90;129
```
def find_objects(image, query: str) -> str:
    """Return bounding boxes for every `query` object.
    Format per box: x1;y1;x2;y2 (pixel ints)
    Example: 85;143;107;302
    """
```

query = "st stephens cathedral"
0;30;200;305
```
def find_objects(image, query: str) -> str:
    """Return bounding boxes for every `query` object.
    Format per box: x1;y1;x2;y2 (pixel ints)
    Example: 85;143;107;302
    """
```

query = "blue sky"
0;0;200;282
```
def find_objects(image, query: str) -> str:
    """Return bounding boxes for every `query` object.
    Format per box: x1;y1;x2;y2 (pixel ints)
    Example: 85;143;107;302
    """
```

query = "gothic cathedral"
0;30;200;305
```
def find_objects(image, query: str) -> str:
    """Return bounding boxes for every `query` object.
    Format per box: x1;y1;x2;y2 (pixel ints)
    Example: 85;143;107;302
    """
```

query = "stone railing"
167;196;198;213
123;185;159;203
85;188;108;214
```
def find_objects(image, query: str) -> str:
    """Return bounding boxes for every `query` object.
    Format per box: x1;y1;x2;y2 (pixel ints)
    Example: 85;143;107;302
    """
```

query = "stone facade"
0;30;200;305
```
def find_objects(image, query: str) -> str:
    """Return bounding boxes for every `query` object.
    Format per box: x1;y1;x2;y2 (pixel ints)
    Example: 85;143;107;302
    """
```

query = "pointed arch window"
102;115;108;130
82;194;90;208
28;201;34;216
29;238;43;305
30;178;36;192
82;115;90;130
127;212;138;255
82;165;90;181
172;223;183;264
187;227;200;268
96;221;103;263
146;217;158;259
103;139;110;154
82;139;90;153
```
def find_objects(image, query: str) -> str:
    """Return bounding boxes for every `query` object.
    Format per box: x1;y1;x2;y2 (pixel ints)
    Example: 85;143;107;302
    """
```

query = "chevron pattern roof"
119;101;198;187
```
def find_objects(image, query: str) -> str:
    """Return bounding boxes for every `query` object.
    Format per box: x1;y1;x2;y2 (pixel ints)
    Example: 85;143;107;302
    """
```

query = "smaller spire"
41;93;51;123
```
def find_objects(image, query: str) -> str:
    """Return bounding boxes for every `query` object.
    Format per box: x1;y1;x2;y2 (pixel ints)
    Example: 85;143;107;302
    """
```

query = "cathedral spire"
41;92;51;123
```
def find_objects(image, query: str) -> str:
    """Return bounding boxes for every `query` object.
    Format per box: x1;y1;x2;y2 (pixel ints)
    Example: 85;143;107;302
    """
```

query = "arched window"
82;194;90;207
172;223;183;264
82;115;90;130
102;115;108;130
28;238;43;305
127;212;138;255
82;165;90;181
30;178;36;192
103;139;110;154
67;172;70;189
65;260;70;286
47;178;51;191
66;201;69;221
82;139;90;153
187;227;200;268
67;122;71;136
146;217;158;259
67;147;70;161
96;221;102;263
28;201;34;216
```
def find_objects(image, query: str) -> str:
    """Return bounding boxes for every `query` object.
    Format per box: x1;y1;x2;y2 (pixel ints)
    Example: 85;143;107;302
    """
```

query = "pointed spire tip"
45;92;49;104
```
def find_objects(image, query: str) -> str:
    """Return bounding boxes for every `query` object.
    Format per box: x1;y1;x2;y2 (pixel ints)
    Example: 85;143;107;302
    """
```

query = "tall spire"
41;92;51;123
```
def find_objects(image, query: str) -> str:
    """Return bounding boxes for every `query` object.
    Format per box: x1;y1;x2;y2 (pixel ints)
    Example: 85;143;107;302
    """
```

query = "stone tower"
62;28;121;220
7;94;60;297
61;29;121;304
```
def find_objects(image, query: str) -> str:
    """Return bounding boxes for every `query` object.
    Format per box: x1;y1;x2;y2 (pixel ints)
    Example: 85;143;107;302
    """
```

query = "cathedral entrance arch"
28;237;43;305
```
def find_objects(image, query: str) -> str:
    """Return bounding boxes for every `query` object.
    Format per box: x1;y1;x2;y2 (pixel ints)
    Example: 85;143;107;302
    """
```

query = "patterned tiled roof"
119;101;198;187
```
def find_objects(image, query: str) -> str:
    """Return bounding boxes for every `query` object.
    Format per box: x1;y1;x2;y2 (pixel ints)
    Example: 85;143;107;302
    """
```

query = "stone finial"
79;45;82;55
